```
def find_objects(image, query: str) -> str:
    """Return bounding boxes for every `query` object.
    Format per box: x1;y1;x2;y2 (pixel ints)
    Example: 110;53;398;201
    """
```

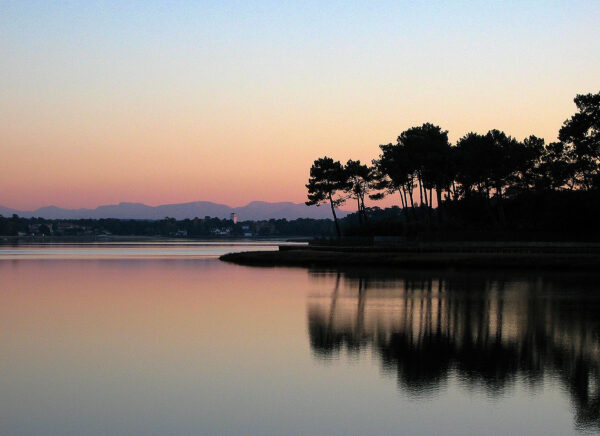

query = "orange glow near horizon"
0;92;587;211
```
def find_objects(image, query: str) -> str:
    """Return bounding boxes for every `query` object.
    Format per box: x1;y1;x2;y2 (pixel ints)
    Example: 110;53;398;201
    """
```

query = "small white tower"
230;212;238;224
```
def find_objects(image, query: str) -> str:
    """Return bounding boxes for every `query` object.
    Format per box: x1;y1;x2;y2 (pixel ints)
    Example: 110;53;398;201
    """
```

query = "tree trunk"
427;188;433;224
484;195;498;227
401;187;412;222
399;190;406;209
409;186;417;220
436;188;443;223
328;193;341;238
360;195;369;223
496;185;507;227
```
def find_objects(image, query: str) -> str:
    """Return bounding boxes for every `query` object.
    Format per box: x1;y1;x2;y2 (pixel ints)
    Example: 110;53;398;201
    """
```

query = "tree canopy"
306;157;346;237
305;91;600;239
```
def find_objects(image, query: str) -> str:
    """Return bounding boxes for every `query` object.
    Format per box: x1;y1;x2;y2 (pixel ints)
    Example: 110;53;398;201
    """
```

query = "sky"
1;0;599;210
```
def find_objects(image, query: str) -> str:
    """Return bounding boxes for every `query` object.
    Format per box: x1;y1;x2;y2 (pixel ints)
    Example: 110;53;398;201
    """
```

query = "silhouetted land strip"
220;243;600;270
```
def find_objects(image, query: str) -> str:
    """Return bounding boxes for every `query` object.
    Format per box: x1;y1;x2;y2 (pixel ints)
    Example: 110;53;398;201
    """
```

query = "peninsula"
220;242;600;270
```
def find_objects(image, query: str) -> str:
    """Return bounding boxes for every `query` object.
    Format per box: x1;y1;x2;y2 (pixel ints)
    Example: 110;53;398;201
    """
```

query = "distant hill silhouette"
0;201;350;221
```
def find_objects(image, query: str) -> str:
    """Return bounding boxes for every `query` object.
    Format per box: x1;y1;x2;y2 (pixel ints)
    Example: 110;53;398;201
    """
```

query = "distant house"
211;228;232;236
55;222;88;235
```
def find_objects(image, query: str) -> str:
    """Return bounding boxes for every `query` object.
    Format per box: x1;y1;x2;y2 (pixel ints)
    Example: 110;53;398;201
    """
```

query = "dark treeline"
307;92;600;240
0;215;335;238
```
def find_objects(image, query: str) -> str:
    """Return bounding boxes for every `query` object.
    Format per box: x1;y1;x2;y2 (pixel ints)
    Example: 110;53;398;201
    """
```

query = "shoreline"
220;246;600;270
0;235;309;244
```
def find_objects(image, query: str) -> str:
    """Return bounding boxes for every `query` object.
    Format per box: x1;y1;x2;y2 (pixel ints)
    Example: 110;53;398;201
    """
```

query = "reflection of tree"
307;272;600;430
308;273;372;357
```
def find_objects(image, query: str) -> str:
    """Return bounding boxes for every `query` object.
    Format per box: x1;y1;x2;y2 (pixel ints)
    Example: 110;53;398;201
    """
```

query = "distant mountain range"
0;201;350;221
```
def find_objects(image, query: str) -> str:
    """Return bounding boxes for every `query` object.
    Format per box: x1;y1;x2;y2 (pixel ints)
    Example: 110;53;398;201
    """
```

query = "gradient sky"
1;1;599;210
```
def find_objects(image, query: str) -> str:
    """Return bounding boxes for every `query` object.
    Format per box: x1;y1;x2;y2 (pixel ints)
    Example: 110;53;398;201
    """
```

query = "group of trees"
305;158;374;236
0;215;335;238
306;92;600;238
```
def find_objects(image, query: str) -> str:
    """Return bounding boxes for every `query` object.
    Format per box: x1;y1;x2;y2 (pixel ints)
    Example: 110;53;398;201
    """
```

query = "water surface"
1;244;598;435
0;241;298;259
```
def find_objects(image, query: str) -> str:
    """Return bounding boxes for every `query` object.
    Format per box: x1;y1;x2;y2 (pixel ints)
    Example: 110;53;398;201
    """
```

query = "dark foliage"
0;215;335;238
307;91;600;240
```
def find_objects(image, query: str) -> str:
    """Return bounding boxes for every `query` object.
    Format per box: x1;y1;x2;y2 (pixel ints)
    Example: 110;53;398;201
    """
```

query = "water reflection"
307;271;600;431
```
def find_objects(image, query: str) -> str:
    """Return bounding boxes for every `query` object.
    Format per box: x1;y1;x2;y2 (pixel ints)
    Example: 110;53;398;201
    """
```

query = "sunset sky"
1;1;599;210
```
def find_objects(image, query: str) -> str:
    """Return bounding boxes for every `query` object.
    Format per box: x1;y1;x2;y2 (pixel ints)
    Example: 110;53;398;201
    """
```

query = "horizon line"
0;199;353;213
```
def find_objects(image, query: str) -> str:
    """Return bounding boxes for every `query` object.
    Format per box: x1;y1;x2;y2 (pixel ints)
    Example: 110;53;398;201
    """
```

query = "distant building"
230;212;238;224
211;227;232;236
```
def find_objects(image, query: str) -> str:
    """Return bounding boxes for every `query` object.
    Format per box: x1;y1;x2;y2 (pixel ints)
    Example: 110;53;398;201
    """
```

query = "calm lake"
1;243;599;435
